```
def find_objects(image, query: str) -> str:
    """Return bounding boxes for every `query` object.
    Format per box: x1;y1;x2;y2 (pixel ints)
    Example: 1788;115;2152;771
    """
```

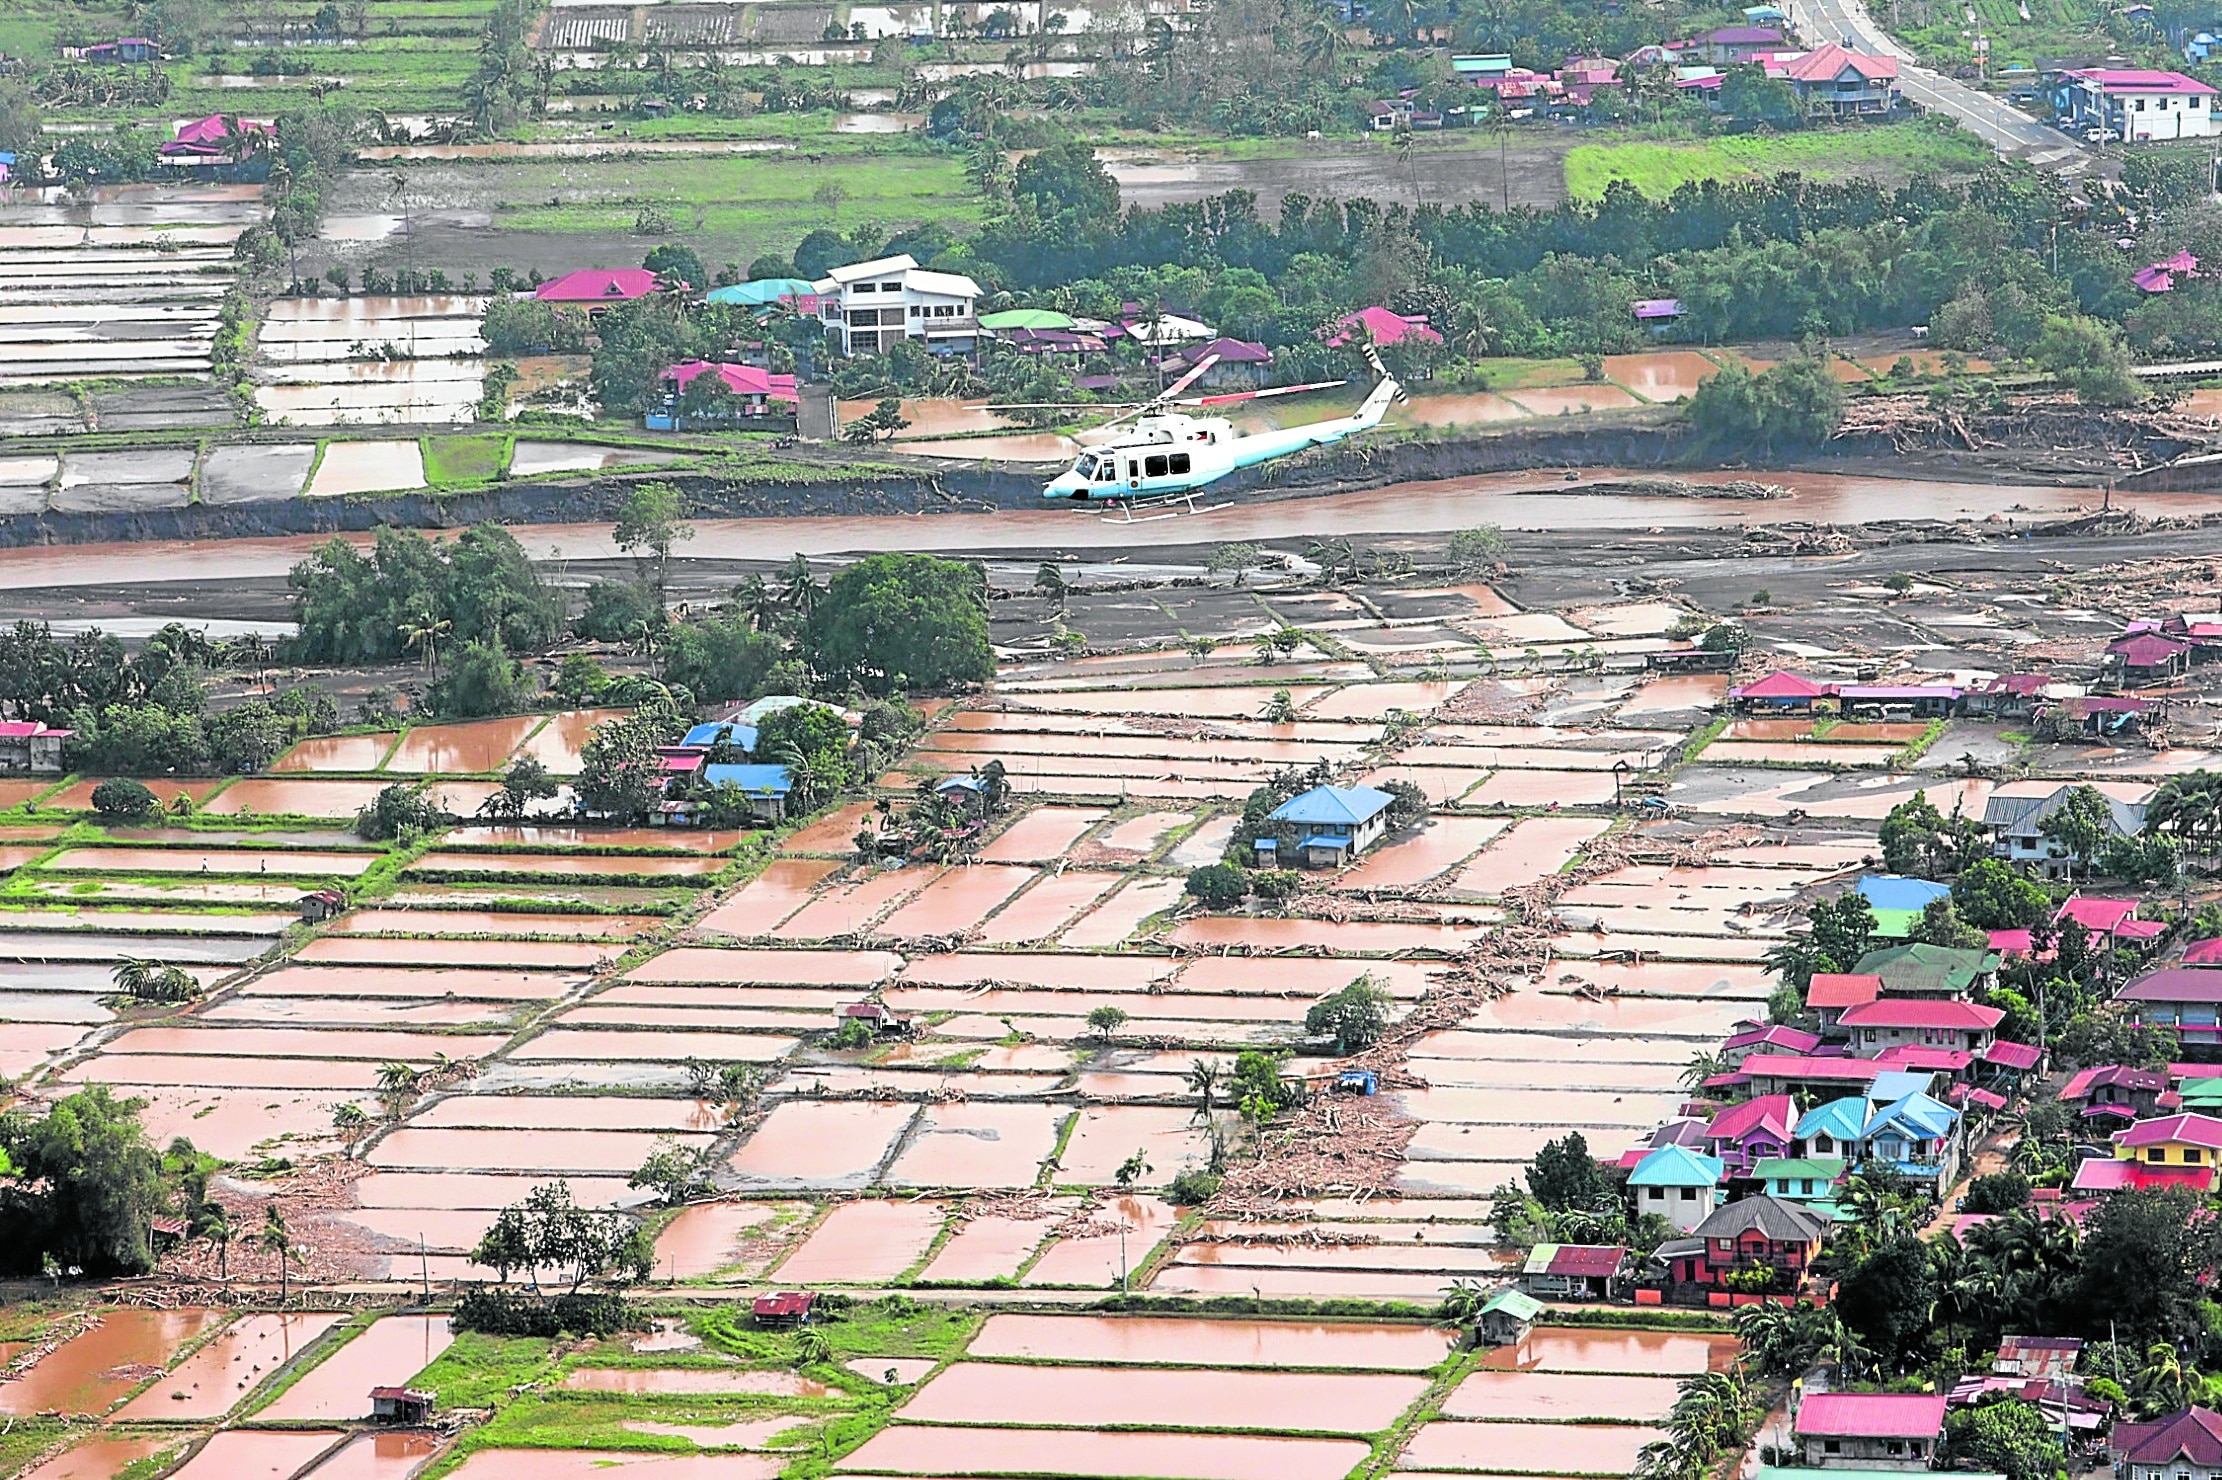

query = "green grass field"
490;147;982;260
423;432;509;485
1563;121;1994;199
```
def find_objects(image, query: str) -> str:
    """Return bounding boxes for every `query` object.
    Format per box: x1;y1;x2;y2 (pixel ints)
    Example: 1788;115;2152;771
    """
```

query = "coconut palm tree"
1679;1049;1730;1093
258;1202;296;1301
111;957;163;1000
2134;1342;2202;1417
398;610;451;676
1300;9;1345;79
1186;1058;1222;1119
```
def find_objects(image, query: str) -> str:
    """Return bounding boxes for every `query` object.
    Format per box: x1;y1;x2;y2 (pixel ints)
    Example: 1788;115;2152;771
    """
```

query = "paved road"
1789;0;2093;172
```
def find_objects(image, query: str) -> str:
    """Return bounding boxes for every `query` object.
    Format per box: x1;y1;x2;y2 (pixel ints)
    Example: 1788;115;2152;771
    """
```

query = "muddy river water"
0;469;2206;590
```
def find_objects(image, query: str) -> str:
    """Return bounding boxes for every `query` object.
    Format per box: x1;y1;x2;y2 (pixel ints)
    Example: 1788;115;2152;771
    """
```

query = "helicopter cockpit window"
1076;455;1097;477
1144;455;1168;477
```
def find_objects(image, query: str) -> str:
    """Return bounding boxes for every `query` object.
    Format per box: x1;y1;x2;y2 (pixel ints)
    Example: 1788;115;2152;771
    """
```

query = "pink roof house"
534;268;661;305
1325;307;1444;349
1703;1093;1797;1174
662;360;800;405
2134;250;2201;293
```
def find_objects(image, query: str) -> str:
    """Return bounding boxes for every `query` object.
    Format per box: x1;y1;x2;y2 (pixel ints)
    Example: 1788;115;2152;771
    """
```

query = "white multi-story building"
2056;69;2221;140
813;254;983;357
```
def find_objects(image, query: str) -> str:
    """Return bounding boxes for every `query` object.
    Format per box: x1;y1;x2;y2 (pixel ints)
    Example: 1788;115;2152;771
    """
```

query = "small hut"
1478;1288;1542;1347
753;1291;817;1328
370;1387;435;1423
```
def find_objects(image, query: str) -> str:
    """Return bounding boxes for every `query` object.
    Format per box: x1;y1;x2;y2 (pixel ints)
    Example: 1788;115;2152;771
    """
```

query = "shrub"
355;784;449;841
452;1286;630;1337
90;777;159;818
1185;862;1248;909
1305;976;1392;1054
1168;1169;1222;1204
1962;1170;2031;1215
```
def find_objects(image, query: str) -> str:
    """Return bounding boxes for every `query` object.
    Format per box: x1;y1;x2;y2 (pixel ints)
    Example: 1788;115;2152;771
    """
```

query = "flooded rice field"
0;186;258;388
0;561;1853;1480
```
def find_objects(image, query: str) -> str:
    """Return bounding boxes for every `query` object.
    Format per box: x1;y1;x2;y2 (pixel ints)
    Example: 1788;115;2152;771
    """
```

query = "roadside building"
813;254;983;357
2060;1064;2167;1125
646;361;800;428
2113;1406;2222;1480
1779;44;1900;116
1627;1144;1724;1232
1834;683;1959;719
1861;1089;1963;1188
1794;1392;1947;1469
2112;1112;2222;1183
2056;68;2220;140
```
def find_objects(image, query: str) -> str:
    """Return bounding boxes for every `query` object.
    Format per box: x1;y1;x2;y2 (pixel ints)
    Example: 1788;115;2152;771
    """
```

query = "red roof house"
1807;971;1882;1028
661;359;801;406
2109;632;2192;681
753;1291;817;1325
1795;1392;1947;1467
1840;997;2003;1056
2113;1407;2222;1470
1729;671;1832;709
534;268;661;305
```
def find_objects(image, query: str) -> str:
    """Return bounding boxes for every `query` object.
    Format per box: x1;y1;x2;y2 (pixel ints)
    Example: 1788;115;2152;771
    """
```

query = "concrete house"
1651;1193;1828;1297
1981;781;2150;876
0;721;70;774
2117;968;2222;1051
1850;942;1993;998
1779;43;1900;116
1839;997;2003;1057
1861;1089;1963;1189
1795;1392;1948;1469
2057;69;2221;140
2060;1064;2167;1124
1261;785;1394;869
1752;1156;1848;1212
1806;972;1881;1036
813;254;982;357
1792;1097;1868;1162
1627;1144;1724;1232
2115;1113;2222;1178
2113;1407;2222;1480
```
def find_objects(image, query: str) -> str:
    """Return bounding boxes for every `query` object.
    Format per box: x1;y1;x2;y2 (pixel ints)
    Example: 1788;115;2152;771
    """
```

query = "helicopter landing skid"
1096;492;1232;523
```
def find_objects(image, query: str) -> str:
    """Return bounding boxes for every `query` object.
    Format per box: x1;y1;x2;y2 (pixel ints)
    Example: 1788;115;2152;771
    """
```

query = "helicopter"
1022;348;1404;515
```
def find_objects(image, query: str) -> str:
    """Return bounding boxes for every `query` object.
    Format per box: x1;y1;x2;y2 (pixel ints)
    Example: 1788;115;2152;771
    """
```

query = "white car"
2084;126;2119;142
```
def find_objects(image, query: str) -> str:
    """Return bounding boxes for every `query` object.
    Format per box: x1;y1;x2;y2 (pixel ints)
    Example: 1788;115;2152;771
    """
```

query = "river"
1;467;2214;592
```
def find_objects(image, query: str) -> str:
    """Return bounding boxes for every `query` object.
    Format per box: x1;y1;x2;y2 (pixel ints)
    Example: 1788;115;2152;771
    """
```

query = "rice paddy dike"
17;517;2222;1480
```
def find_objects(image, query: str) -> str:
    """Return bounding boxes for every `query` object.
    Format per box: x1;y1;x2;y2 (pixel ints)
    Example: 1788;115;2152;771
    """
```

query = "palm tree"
736;574;782;632
258;1201;295;1302
1679;1049;1729;1093
398;610;451;676
1187;1058;1222;1119
1300;9;1344;79
375;1062;422;1120
1034;562;1068;613
780;553;819;618
2135;1342;2201;1416
1486;108;1515;214
112;957;162;1000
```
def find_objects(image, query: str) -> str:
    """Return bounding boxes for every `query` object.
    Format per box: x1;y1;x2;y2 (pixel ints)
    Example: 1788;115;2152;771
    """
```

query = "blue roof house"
1793;1097;1870;1161
1860;1091;1962;1190
1263;784;1394;868
1627;1144;1724;1232
682;721;759;752
1854;875;1951;939
700;762;797;823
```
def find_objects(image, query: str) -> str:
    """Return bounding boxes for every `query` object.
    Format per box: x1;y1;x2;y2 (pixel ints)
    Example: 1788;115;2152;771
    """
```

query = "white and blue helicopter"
1020;348;1403;516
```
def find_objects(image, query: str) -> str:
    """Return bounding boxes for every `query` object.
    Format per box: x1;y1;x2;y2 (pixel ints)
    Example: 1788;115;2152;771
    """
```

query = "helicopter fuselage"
1042;373;1400;503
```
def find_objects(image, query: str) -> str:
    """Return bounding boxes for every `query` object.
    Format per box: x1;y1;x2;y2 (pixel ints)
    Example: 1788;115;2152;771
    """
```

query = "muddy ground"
1101;133;1581;216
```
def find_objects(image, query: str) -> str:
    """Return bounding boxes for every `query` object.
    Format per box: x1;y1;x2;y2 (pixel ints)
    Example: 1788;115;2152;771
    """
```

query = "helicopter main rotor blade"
1172;378;1349;407
1156;353;1220;403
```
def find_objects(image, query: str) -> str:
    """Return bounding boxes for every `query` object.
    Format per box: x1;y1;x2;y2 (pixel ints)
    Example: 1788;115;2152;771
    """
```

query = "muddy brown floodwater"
114;1311;345;1419
969;1314;1453;1369
0;1308;223;1415
1;469;2209;592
